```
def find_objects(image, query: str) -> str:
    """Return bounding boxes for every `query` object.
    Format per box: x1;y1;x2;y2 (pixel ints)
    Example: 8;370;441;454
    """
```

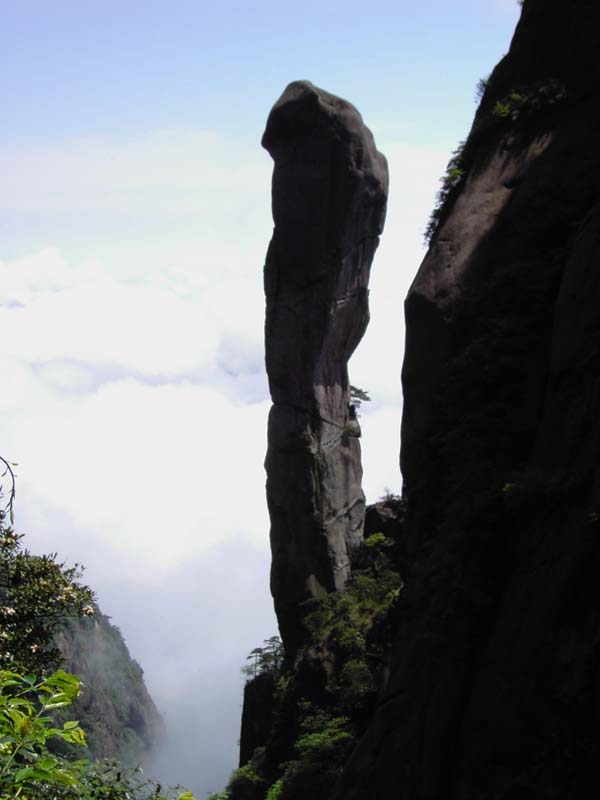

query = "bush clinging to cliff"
0;516;94;675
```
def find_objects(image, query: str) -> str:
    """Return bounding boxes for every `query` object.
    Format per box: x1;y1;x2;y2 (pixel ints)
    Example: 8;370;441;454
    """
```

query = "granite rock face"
333;1;600;797
262;81;388;655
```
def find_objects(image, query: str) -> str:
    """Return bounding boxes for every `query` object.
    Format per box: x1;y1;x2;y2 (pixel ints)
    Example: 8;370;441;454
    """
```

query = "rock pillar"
262;80;388;654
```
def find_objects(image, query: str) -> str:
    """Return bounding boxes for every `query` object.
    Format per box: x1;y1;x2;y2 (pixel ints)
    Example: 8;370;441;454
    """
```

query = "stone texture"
332;1;600;797
262;80;388;655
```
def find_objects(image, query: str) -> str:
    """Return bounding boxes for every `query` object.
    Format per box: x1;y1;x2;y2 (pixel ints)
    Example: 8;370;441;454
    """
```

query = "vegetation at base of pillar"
301;529;403;718
222;511;405;800
268;707;356;800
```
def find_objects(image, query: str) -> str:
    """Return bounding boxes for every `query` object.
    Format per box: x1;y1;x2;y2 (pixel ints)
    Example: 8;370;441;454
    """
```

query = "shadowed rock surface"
238;672;277;768
332;1;600;797
262;80;388;655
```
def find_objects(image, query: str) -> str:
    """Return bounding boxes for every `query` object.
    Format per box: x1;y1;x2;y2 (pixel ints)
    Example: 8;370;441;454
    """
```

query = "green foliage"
294;711;354;761
349;385;370;411
270;710;356;800
242;637;284;682
363;532;388;549
425;77;568;245
71;761;196;800
493;99;511;118
228;763;264;786
0;471;192;799
475;75;489;103
265;778;283;800
228;522;405;800
42;759;193;800
424;140;467;243
0;518;95;674
0;667;196;800
492;90;526;120
329;659;375;709
491;81;567;123
0;458;17;527
302;532;402;715
226;761;266;799
0;668;86;799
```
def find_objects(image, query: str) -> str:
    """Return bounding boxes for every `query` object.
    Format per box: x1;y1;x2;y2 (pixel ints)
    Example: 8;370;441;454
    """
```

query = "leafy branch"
0;457;17;526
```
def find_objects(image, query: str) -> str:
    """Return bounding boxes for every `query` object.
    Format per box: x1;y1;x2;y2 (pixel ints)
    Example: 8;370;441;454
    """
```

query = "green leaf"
59;727;86;746
48;768;79;786
0;679;21;689
14;766;35;782
38;756;59;771
42;691;74;710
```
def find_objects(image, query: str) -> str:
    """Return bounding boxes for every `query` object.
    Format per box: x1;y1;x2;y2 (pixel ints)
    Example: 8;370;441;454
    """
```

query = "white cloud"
0;247;266;381
0;129;448;796
0;242;271;581
0;135;447;573
6;377;271;579
360;404;403;501
0;129;274;295
0;130;268;218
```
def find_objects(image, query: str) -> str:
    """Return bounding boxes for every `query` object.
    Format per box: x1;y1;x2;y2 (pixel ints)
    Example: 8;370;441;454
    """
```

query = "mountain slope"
57;607;164;766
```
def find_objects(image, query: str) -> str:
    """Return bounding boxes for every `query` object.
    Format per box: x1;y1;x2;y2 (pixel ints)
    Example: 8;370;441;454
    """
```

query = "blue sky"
2;1;516;147
0;1;521;796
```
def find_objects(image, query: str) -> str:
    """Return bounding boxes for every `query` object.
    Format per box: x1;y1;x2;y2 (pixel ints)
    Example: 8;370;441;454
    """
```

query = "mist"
2;136;437;798
19;498;276;798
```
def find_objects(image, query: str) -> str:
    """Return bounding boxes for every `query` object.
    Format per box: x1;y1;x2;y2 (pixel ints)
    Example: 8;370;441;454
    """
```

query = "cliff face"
263;81;388;654
57;608;163;765
235;4;600;798
333;1;600;797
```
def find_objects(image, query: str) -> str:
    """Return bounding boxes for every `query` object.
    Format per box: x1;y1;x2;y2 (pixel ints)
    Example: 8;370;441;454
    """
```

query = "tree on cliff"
242;636;284;680
349;385;370;415
0;515;95;675
349;385;370;405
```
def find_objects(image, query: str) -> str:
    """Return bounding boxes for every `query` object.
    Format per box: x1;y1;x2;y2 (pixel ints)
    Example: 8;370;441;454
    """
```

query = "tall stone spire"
262;80;388;654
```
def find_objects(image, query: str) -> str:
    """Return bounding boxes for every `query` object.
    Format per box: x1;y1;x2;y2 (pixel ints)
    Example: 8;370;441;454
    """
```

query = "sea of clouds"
0;128;444;796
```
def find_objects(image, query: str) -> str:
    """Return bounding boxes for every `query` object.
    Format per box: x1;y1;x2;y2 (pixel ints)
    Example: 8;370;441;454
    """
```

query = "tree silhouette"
242;636;284;680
